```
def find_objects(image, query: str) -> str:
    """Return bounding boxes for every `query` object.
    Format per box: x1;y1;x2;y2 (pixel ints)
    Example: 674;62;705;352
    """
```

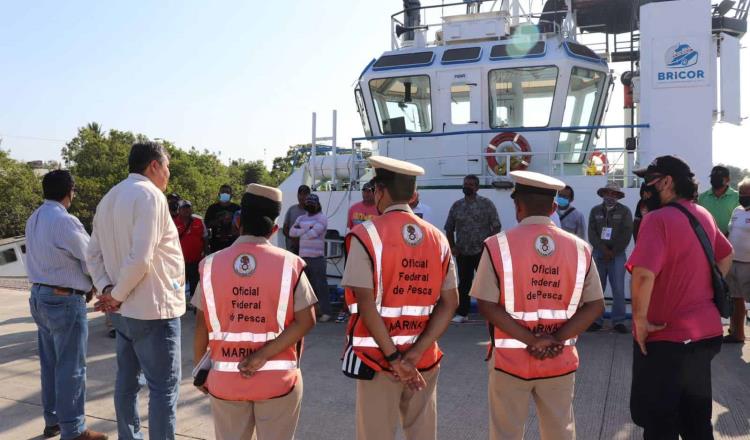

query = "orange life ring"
586;151;610;175
486;132;532;176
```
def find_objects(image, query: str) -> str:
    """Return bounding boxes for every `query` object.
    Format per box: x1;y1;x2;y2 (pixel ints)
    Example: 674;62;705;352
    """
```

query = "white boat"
0;237;28;278
276;0;749;289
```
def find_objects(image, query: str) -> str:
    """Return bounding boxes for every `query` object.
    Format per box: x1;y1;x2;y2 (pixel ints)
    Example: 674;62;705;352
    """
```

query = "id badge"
601;227;613;240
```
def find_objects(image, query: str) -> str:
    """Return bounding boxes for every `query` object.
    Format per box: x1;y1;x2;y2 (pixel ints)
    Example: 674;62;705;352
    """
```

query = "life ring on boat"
486;132;532;176
586;151;610;175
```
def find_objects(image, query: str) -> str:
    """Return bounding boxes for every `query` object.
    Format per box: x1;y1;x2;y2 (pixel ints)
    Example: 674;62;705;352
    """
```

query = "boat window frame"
368;74;434;135
487;65;560;129
557;66;608;164
354;85;373;137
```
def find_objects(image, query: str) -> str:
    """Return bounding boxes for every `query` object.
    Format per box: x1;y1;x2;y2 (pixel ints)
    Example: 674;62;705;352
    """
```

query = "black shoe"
614;323;629;334
586;323;603;332
43;424;60;438
108;329;116;339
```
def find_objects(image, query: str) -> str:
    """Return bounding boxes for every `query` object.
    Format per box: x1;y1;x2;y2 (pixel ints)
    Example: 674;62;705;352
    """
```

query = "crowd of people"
21;140;747;440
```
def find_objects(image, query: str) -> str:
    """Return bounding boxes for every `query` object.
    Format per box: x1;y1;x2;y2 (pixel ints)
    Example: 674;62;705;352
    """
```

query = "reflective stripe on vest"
213;360;298;373
352;334;420;348
203;253;295;347
494;338;577;349
362;221;384;310
348;303;434;317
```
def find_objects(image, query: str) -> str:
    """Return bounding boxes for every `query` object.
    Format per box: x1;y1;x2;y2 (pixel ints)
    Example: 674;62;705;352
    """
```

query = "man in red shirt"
175;200;208;303
346;180;379;231
627;155;733;439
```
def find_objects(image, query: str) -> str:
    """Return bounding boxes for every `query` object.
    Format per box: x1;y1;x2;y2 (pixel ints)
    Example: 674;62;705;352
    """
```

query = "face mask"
556;196;570;209
219;193;231;203
462;187;474;196
740;196;750;208
603;197;617;208
710;176;725;190
643;181;663;212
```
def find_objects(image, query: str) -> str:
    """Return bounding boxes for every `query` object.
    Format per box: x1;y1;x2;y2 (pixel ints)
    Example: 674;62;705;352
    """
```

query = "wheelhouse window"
0;249;17;266
557;67;607;163
369;75;432;134
489;66;558;128
354;86;372;137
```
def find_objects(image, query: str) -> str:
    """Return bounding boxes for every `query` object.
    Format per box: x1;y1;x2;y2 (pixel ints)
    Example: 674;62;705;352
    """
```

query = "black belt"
34;283;86;296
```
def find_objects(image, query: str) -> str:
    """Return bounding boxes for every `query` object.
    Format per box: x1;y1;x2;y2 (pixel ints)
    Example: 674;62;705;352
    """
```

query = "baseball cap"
305;194;320;205
633;155;694;179
710;165;730;178
178;200;192;208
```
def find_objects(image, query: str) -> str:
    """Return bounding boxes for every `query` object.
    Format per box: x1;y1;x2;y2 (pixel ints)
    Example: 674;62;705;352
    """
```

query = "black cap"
633;155;694;179
167;192;180;200
710;165;729;178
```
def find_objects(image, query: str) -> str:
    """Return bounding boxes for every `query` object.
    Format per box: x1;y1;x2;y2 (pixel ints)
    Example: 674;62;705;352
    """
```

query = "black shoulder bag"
667;203;732;318
559;207;576;222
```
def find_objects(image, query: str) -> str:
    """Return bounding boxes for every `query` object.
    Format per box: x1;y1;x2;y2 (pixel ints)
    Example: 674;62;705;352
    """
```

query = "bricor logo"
233;254;256;277
656;42;706;84
534;235;556;257
402;223;424;246
666;43;698;68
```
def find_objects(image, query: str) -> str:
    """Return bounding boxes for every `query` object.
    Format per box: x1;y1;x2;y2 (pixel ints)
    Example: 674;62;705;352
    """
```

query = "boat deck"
0;285;748;439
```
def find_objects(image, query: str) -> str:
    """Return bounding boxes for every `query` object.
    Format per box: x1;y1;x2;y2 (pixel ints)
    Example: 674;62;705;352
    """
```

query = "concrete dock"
0;285;748;439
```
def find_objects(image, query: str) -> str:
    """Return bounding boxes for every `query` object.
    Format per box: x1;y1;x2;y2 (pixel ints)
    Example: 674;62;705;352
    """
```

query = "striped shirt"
289;212;327;258
25;200;92;291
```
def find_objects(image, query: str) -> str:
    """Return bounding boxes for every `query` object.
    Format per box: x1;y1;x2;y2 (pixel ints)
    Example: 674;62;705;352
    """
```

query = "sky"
1;1;749;169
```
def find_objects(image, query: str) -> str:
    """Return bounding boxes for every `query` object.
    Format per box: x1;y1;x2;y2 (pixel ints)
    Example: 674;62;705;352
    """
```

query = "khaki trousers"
209;376;303;440
356;365;440;440
488;369;575;440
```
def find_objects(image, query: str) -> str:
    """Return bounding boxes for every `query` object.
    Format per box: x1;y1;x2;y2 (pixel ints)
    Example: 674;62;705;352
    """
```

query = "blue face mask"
556;196;570;209
219;193;231;203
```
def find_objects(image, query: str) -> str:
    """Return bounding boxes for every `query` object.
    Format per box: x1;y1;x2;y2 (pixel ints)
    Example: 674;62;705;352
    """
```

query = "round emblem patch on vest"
402;223;424;246
534;235;556;257
233;253;256;277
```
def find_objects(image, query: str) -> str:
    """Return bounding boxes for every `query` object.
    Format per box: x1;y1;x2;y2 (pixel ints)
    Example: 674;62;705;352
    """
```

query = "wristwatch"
384;350;402;363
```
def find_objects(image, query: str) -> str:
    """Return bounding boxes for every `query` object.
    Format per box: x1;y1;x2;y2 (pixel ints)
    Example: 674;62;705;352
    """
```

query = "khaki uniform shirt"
342;204;458;291
470;216;604;304
191;235;318;312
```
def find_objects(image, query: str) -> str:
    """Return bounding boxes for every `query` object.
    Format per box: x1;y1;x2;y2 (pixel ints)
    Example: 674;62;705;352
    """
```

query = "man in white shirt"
87;142;185;440
726;177;750;343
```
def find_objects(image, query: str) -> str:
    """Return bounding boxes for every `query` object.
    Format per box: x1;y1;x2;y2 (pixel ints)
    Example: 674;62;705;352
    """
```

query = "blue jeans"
111;314;181;440
29;284;88;440
594;250;627;325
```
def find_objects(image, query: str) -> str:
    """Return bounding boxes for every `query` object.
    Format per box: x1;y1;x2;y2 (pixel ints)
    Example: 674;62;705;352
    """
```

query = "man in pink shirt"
627;155;733;439
346;180;379;231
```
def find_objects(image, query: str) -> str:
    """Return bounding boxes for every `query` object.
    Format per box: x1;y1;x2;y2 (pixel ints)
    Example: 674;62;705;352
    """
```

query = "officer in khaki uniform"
341;156;459;440
469;171;604;440
192;184;318;440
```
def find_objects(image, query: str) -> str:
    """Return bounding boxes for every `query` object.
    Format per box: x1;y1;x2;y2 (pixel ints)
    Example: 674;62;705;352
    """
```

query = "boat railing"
390;0;571;50
343;123;648;189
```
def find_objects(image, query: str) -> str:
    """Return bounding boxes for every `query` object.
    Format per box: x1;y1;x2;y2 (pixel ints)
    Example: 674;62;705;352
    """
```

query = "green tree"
0;150;42;238
720;164;750;188
62;123;137;229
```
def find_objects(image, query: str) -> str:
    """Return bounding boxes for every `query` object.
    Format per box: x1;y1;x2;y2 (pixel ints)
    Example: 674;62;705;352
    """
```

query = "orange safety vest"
484;223;591;380
344;209;451;371
199;241;305;401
